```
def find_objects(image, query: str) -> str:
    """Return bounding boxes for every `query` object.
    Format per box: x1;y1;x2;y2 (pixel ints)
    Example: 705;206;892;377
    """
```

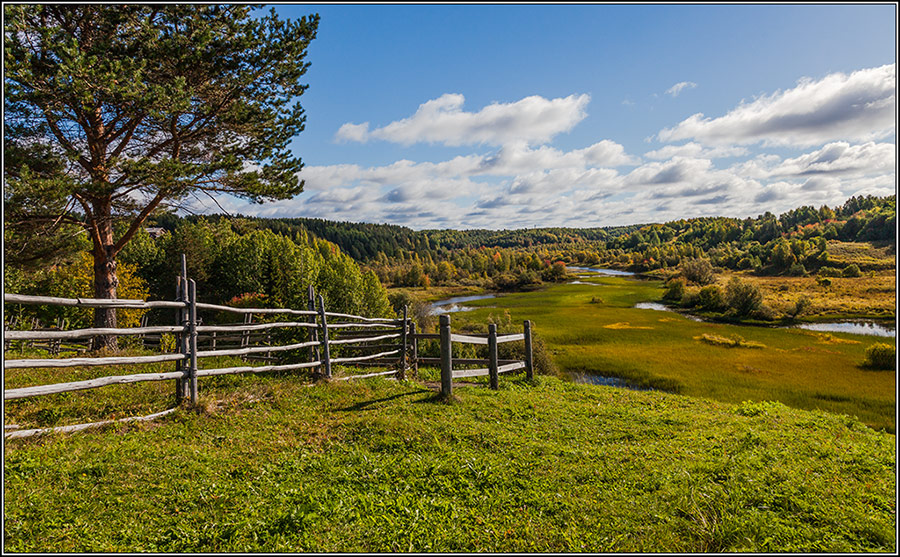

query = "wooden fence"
4;272;534;438
421;314;533;397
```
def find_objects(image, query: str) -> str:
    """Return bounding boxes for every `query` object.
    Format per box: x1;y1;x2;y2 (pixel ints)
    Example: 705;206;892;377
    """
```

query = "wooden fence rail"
4;262;536;437
431;314;533;398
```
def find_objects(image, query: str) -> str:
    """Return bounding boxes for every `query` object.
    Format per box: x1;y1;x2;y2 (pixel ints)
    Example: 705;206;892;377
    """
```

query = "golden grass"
603;322;654;330
715;271;896;319
695;333;766;349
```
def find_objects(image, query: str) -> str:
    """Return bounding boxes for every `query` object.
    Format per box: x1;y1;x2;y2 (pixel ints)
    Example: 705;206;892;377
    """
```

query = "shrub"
697;285;726;312
725;277;763;317
817;266;843;278
789;295;813;318
680;258;715;285
842;264;862;278
788;263;807;276
863;343;895;370
751;303;777;321
663;277;686;301
817;277;832;287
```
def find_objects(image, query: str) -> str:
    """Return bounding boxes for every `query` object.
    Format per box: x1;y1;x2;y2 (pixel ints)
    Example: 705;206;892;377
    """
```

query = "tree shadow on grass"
337;388;433;412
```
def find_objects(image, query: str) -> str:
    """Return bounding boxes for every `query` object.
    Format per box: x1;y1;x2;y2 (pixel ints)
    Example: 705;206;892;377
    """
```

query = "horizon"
185;3;897;231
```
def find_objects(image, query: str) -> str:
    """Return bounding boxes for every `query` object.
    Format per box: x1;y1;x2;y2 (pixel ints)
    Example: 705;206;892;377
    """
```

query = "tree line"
182;195;894;290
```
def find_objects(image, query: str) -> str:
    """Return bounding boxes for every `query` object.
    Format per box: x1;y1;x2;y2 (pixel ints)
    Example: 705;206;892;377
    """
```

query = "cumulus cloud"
334;93;591;146
644;142;749;160
658;64;896;147
666;81;697;97
768;141;895;178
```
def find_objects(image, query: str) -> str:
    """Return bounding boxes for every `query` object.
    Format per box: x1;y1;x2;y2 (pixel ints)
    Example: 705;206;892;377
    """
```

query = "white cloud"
666;81;697;97
768;141;895;178
658;64;896;147
334;122;370;143
334;93;591;147
644;142;748;160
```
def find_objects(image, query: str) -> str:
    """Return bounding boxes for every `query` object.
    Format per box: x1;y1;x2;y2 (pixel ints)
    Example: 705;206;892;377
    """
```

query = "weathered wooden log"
196;321;318;333
195;360;322;377
331;349;400;365
450;333;489;345
399;306;408;381
5;407;178;440
195;340;320;359
417;357;521;366
326;322;403;330
195;302;317;316
452;367;490;379
498;361;526;374
488;324;499;390
4;353;185;369
440;315;452;397
327;333;401;346
524;320;534;380
410;333;440;340
4;370;186;400
317;295;332;378
4;293;184;310
5;326;184;341
335;369;399;381
323;311;403;324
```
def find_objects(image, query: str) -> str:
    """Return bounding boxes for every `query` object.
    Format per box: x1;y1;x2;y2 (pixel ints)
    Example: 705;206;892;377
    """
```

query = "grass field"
3;373;895;552
443;275;896;432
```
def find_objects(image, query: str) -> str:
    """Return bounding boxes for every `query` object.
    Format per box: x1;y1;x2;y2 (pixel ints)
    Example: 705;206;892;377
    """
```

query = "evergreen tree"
4;5;318;348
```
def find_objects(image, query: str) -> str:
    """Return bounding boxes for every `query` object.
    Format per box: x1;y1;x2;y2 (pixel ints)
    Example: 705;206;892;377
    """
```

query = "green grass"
446;276;896;432
3;374;895;552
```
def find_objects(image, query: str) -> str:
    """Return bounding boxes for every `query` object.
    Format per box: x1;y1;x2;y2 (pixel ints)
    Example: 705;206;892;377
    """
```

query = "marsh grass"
446;277;896;432
695;334;766;349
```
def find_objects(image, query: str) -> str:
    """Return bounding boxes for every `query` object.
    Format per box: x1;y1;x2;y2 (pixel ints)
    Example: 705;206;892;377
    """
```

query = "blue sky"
197;3;897;230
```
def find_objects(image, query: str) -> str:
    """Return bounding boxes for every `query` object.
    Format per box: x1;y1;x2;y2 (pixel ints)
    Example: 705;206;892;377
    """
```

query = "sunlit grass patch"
695;334;766;349
3;376;895;553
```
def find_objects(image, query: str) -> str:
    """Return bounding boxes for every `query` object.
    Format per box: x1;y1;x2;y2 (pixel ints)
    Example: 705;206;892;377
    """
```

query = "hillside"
4;374;895;552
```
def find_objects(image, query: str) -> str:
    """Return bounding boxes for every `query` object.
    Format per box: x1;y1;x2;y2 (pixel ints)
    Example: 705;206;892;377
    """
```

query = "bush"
725;277;763;317
788;263;807;276
842;264;862;278
697;285;726;312
863;343;895;370
789;295;813;318
817;277;832;287
817;266;844;278
663;277;686;301
680;258;715;285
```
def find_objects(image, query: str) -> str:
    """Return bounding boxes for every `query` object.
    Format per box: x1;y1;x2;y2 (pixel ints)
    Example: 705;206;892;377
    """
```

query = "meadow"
3;372;895;552
441;275;896;432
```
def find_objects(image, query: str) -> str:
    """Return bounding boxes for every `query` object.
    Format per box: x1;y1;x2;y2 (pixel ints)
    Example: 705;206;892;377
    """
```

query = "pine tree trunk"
91;213;119;352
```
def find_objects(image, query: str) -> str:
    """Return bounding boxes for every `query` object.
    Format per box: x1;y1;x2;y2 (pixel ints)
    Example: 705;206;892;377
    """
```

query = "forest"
149;194;894;292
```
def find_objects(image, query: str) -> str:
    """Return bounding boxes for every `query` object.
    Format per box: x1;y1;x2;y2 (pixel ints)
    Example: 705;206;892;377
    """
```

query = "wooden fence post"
175;275;189;403
439;314;452;397
241;312;253;352
409;321;419;377
188;279;199;404
307;285;320;372
317;294;332;379
488;323;499;390
398;305;408;381
524;320;534;381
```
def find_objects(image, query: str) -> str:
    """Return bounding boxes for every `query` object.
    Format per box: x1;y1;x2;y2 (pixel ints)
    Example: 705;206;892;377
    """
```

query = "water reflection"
793;321;895;338
428;294;497;315
566;266;635;276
